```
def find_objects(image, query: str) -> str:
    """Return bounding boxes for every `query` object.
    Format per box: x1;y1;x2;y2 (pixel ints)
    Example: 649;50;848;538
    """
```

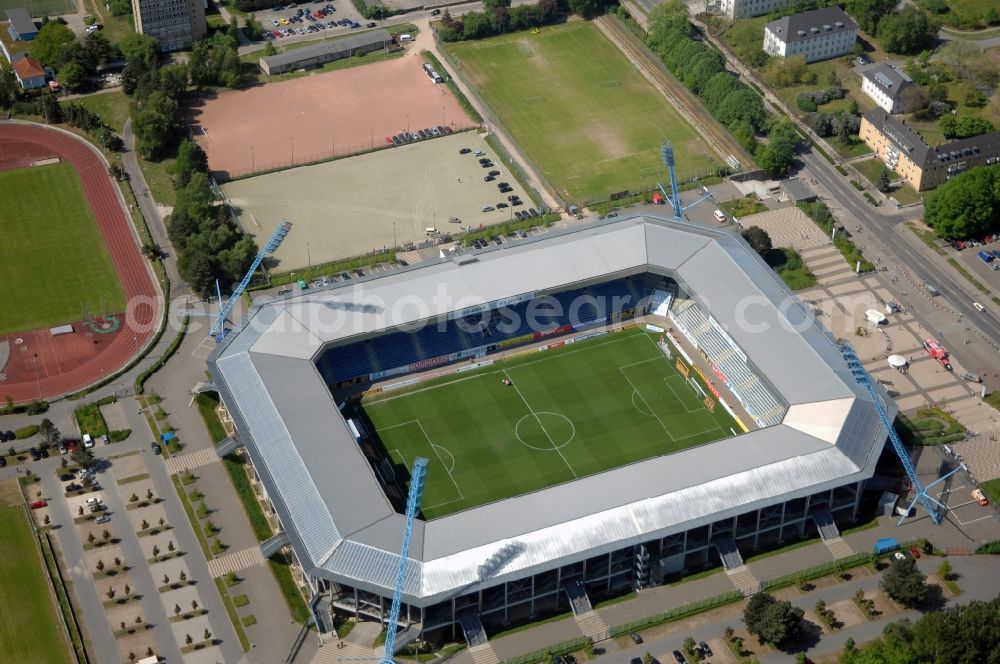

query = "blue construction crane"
840;343;964;524
657;142;714;219
210;221;291;340
382;457;428;664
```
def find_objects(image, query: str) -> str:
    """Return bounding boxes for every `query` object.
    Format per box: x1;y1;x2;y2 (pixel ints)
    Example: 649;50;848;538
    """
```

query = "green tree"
71;446;96;471
743;592;804;647
32;22;77;67
244;15;264;41
263;39;277;57
924;166;998;239
38;418;60;449
0;61;18;109
876;167;891;193
880;556;927;607
173;140;209;188
758;121;798;177
133;91;182;159
158;63;188;100
741;226;773;255
878;7;938;54
844;0;897;33
566;0;599;18
178;250;221;297
58;61;88;91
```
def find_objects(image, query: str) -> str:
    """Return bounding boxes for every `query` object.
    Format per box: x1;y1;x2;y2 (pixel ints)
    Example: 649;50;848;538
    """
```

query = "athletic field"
0;163;125;335
445;21;720;204
362;330;737;519
0;481;72;663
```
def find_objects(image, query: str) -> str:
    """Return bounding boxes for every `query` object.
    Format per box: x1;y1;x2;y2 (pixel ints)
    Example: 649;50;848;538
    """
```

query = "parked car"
972;488;989;506
672;651;686;664
629;632;643;645
30;499;47;509
459;147;471;154
909;547;921;559
151;442;162;455
0;457;6;468
29;448;41;461
699;642;713;657
95;514;112;524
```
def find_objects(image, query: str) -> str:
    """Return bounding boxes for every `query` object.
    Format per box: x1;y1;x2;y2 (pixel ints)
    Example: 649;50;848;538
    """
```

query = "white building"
764;7;858;63
861;63;916;114
720;0;791;19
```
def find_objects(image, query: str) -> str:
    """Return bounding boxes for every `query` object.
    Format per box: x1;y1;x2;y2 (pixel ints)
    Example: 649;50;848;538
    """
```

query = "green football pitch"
361;329;737;519
0;0;75;15
0;162;125;336
444;21;720;205
0;481;73;664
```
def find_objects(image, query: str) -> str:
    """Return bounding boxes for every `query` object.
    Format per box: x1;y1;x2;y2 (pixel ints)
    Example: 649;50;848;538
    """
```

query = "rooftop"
4;8;36;36
210;215;890;603
12;54;44;80
862;63;913;101
260;29;392;69
766;6;857;44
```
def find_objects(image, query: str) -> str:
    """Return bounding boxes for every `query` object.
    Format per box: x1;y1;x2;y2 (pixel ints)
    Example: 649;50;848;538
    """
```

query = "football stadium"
209;215;890;645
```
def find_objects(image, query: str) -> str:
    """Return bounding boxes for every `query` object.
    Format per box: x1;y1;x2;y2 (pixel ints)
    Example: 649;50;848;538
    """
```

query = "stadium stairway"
824;537;856;559
470;644;500;664
575;611;609;642
726;566;763;597
311;640;383;664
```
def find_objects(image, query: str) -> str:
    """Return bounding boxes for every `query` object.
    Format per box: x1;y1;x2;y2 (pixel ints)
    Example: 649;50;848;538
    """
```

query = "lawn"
0;162;125;335
360;329;736;519
981;478;1000;506
0;480;74;664
767;247;816;291
445;21;720;205
720;194;767;218
65;90;131;132
0;0;74;15
853;158;900;186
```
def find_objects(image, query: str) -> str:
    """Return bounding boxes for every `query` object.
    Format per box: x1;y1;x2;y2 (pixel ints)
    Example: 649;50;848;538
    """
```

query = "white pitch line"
503;370;578;479
415;420;464;501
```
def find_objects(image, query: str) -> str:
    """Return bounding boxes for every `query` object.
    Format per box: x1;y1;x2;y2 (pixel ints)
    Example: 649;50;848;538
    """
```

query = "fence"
501;637;589;664
764;551;873;591
609;590;743;637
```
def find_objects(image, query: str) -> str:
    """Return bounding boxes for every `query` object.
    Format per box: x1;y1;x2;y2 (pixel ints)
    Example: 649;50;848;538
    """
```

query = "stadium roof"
210;215;890;604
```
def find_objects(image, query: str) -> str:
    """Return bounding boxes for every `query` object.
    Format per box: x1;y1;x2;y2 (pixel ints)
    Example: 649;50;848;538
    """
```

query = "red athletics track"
0;122;161;403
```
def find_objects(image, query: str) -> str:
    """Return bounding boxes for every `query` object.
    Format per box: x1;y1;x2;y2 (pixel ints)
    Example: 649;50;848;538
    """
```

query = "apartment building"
720;0;791;19
764;7;858;63
131;0;206;51
860;64;917;114
860;110;1000;191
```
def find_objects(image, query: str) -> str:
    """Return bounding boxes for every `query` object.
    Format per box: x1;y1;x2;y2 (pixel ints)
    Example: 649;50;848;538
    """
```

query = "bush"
15;424;40;439
109;429;131;442
975;540;1000;554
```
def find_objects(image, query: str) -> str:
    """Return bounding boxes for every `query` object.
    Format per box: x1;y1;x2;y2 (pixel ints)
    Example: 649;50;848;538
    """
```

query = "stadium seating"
669;299;785;427
318;276;661;384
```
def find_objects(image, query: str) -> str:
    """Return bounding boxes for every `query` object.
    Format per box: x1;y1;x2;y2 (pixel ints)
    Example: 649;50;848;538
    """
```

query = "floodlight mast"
840;343;953;524
210;221;291;340
382;457;429;664
658;142;714;219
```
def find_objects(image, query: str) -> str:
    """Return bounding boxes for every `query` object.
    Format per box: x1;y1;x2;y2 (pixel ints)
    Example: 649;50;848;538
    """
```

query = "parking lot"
223;131;535;268
249;0;371;44
257;1;376;41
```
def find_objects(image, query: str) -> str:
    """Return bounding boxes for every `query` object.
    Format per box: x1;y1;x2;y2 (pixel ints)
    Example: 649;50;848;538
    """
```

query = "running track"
0;122;161;402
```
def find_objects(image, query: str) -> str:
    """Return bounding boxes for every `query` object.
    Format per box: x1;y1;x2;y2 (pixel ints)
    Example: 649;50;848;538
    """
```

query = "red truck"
923;338;953;371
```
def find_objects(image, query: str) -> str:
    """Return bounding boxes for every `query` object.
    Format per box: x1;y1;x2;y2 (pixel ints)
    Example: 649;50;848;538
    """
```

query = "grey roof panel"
261;29;392;69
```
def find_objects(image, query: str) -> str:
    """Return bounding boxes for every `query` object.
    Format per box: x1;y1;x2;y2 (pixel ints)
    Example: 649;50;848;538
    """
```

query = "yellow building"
860;110;1000;191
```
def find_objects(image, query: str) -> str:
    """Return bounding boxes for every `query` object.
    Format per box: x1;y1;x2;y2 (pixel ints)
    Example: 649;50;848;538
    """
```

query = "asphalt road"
795;145;1000;372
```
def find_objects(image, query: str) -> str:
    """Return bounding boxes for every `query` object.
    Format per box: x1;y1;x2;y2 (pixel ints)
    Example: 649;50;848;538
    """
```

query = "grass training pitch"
362;329;737;519
0;163;125;335
0;481;72;664
445;21;720;204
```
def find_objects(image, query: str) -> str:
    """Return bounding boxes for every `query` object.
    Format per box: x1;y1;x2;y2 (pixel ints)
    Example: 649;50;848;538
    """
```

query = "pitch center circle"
515;412;576;451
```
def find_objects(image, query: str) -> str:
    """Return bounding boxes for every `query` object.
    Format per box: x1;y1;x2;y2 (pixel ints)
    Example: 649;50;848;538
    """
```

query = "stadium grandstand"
208;215;890;647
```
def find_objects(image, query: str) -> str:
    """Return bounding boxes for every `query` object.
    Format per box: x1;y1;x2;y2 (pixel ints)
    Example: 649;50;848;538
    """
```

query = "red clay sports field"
0;122;161;403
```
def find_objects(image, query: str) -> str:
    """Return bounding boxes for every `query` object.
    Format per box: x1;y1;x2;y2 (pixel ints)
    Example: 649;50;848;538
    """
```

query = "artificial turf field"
362;329;738;519
444;21;720;204
0;162;125;336
0;480;72;664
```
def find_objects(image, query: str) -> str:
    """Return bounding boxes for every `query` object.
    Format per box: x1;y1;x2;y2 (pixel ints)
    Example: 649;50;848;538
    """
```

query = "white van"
713;209;726;223
425;227;438;236
399;33;413;42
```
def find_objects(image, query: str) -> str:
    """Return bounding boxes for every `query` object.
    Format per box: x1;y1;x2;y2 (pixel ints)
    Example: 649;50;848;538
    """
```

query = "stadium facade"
208;215;891;644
